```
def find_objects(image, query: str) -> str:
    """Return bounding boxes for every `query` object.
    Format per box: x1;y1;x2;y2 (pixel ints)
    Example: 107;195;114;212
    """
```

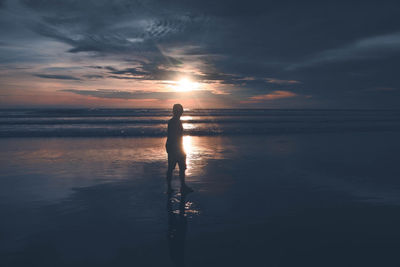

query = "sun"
174;78;199;92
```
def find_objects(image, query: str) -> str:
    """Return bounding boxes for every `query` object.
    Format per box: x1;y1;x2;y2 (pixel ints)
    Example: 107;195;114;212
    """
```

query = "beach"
1;131;400;266
1;109;400;266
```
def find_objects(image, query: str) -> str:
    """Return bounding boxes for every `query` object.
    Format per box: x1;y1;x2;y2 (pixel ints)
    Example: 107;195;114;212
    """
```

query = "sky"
0;0;400;108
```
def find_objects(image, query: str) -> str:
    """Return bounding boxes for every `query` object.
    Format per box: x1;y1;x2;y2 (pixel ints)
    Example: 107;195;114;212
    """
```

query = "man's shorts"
168;152;187;170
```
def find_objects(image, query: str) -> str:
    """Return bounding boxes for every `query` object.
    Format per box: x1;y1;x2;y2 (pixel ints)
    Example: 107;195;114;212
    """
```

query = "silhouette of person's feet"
181;185;193;194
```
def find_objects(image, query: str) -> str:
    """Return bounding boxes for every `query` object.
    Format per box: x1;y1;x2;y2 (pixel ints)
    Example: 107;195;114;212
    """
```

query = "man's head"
172;104;183;117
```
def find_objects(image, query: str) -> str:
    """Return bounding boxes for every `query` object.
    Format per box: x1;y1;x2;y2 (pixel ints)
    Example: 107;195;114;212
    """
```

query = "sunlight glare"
174;78;199;92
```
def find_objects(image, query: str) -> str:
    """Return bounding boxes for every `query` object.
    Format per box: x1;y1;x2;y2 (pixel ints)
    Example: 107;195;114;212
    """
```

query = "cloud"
100;64;266;86
2;1;400;108
106;66;147;76
371;87;397;92
289;32;400;70
61;89;153;99
247;90;297;102
82;74;104;79
60;88;222;100
20;0;207;55
265;78;301;85
34;74;81;80
104;62;183;81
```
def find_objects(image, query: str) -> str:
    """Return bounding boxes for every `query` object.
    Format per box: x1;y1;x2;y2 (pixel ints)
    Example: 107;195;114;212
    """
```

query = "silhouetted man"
166;104;193;193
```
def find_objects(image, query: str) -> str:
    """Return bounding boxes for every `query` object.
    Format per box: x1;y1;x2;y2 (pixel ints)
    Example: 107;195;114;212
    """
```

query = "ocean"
1;108;400;137
1;109;400;266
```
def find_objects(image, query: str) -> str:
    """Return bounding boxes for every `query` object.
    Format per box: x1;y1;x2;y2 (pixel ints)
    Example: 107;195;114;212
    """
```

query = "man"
166;104;193;193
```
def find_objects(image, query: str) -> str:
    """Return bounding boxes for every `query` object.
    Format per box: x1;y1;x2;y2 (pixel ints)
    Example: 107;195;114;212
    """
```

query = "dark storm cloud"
1;0;400;107
20;0;207;54
34;74;81;80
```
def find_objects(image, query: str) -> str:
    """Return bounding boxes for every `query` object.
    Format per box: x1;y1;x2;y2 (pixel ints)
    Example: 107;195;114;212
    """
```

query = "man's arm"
178;120;183;136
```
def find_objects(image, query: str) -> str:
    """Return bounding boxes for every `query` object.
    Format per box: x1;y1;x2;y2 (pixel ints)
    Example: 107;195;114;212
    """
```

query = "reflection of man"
166;104;193;193
167;192;187;267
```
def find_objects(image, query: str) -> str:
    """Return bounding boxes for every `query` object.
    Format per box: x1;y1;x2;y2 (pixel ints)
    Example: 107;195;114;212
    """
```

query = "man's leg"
177;154;186;186
178;154;192;193
166;155;176;191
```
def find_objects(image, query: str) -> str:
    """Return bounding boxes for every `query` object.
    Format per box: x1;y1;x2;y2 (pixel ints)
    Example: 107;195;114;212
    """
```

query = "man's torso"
166;117;184;155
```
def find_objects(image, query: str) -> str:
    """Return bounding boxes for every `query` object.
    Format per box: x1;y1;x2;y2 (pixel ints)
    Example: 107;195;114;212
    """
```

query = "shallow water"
1;133;400;266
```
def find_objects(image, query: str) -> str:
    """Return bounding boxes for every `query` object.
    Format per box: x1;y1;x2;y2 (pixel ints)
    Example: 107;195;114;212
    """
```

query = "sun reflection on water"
180;116;193;121
183;135;194;173
182;123;195;130
183;135;193;155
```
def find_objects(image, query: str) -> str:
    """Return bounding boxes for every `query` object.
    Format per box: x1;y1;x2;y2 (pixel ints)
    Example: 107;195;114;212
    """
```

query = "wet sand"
1;133;400;266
